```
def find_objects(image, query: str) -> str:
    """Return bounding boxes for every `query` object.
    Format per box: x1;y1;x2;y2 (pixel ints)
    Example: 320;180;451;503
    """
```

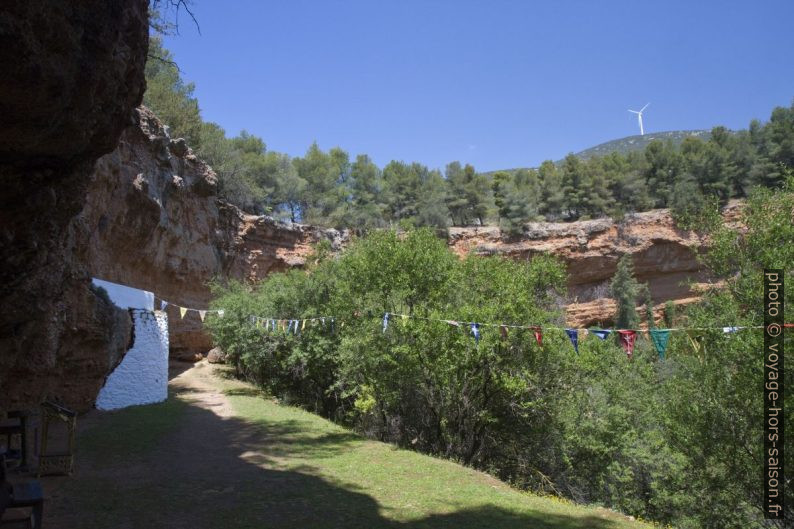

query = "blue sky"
162;0;794;172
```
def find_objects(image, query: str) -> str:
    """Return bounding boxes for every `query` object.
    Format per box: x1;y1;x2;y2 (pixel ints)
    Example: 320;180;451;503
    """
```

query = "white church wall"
93;278;169;411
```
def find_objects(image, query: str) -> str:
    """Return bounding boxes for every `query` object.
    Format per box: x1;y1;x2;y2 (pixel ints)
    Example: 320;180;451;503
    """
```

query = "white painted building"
93;278;169;410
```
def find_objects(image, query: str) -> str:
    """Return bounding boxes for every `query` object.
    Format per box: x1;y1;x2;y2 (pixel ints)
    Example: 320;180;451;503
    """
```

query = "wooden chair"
0;454;43;529
0;413;25;470
38;402;76;477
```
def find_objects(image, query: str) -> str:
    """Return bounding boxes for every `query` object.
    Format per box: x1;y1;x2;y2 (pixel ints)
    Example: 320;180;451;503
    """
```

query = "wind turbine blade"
640;103;650;112
628;109;639;114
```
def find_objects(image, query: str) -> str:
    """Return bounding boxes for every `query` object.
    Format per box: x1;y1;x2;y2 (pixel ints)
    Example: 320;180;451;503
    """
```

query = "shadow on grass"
45;378;629;529
221;386;267;398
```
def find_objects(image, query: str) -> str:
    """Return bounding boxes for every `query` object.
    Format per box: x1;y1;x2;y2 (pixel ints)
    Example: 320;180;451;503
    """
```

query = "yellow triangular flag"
301;319;306;330
198;310;206;322
179;307;187;319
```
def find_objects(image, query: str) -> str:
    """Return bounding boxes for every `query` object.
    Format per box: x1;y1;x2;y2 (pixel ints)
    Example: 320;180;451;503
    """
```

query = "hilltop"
484;129;714;175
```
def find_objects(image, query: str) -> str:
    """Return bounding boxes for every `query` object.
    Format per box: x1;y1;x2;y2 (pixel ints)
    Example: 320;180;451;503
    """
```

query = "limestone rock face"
0;1;149;165
449;204;742;327
81;107;349;357
0;0;148;412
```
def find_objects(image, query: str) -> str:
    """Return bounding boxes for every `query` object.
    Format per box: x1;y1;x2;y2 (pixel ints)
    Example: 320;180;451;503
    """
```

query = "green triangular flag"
650;329;671;360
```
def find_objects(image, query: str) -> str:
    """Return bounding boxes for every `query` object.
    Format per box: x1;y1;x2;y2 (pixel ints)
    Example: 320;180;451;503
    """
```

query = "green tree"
610;254;641;329
292;143;351;224
491;171;513;222
749;101;794;188
415;169;450;229
445;162;491;225
663;174;794;527
643;140;682;207
444;161;469;225
143;36;203;146
383;160;422;223
560;154;588;219
538;160;564;219
337;154;387;232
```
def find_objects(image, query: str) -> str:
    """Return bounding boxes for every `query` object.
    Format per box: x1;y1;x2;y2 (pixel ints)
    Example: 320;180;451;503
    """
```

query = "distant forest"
146;36;794;233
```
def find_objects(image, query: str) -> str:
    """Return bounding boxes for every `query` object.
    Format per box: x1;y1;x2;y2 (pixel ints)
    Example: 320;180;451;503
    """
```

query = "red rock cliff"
81;107;348;358
449;205;741;327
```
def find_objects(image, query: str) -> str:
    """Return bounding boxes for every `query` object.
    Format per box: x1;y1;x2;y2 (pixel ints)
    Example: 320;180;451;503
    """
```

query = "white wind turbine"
628;103;650;135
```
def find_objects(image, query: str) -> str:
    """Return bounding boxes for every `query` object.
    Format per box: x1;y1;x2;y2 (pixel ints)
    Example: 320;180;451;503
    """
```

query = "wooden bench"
0;454;43;529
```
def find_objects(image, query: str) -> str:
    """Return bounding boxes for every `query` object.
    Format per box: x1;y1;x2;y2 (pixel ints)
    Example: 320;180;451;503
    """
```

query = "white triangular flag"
218;310;225;318
199;310;206;322
179;307;187;319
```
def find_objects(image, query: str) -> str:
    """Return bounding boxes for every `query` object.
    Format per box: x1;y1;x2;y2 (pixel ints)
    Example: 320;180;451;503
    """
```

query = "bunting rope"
153;293;786;359
157;298;769;334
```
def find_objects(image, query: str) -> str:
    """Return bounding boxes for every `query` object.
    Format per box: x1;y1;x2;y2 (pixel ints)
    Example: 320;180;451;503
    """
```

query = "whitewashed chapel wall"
93;279;169;410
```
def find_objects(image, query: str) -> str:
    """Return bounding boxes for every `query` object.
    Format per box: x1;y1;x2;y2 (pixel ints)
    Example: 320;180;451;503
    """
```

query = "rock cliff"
0;1;148;412
81;107;348;358
449;205;742;327
83;106;734;361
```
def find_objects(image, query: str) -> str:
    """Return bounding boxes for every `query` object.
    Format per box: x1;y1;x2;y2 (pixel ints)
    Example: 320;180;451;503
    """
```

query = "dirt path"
44;361;289;529
169;361;236;418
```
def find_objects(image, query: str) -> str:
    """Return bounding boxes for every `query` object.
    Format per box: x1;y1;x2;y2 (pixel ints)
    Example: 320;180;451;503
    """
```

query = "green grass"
214;370;654;529
51;367;657;529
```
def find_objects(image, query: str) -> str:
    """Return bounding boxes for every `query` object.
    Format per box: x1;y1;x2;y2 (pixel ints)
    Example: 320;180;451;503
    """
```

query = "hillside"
571;129;714;159
484;129;714;175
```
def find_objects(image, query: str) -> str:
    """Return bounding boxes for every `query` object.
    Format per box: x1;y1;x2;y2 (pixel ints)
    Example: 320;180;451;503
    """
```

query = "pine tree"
383;160;422;223
538;160;564;219
610;255;641;329
415;169;450;229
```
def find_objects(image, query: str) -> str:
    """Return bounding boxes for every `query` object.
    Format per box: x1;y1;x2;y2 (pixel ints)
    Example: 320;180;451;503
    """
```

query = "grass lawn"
44;362;655;529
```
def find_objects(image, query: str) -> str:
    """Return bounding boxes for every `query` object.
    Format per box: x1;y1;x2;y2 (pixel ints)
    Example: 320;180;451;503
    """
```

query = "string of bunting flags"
379;312;766;360
158;299;224;322
157;298;785;361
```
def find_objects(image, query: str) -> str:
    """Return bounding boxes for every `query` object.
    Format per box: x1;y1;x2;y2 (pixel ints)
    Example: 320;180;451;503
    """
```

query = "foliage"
144;39;794;231
660;175;794;528
208;173;793;529
610;255;642;329
209;229;571;479
144;37;203;147
663;300;675;328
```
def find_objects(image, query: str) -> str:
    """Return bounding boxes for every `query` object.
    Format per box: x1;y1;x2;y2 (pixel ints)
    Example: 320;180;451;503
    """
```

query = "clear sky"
162;0;794;172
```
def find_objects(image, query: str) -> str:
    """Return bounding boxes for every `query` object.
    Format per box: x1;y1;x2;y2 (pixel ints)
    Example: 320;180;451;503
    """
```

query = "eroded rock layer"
81;107;348;358
0;0;148;412
449;204;741;327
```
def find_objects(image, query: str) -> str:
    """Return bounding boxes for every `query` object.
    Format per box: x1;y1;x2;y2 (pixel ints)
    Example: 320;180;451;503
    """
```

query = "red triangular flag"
532;327;542;347
500;325;508;340
617;330;637;359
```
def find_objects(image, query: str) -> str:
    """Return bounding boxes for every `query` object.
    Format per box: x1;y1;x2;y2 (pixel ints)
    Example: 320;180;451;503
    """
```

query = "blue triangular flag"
591;329;612;340
161;300;168;311
470;323;481;344
650;329;671;360
382;313;390;333
565;329;579;354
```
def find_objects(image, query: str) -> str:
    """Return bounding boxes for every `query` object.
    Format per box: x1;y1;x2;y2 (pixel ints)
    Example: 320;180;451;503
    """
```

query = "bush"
209;228;571;473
